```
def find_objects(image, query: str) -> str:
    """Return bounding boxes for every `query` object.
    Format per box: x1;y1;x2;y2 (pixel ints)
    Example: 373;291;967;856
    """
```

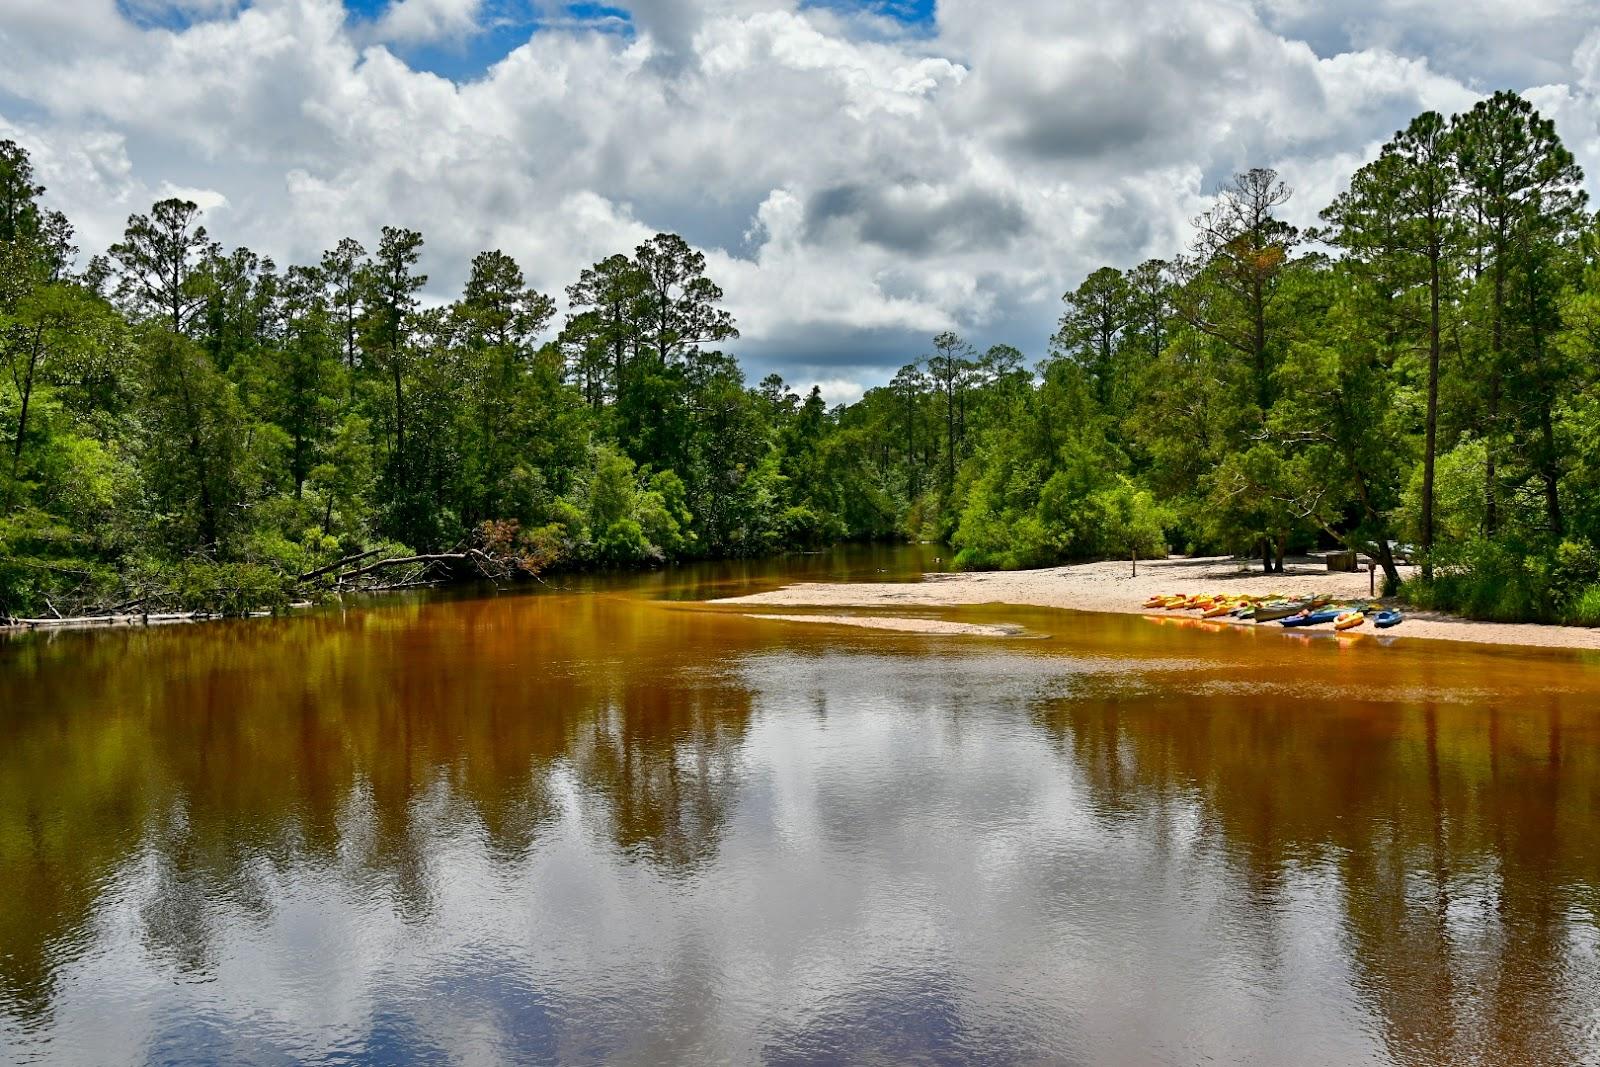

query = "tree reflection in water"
2;584;1600;1064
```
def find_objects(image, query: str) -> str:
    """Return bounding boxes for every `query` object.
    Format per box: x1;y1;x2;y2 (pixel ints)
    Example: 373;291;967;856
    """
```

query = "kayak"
1334;611;1365;631
1253;602;1306;622
1281;608;1341;627
1374;610;1404;629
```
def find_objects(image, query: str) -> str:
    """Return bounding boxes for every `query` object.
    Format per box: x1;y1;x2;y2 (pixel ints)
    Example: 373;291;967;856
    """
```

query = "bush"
1403;537;1600;624
951;472;1167;571
0;509;118;619
595;518;654;563
518;522;570;572
1565;585;1600;627
154;559;297;616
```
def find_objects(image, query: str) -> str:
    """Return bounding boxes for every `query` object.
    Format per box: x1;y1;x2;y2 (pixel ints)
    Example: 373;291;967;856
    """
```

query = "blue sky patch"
811;0;935;26
353;0;631;81
116;1;930;82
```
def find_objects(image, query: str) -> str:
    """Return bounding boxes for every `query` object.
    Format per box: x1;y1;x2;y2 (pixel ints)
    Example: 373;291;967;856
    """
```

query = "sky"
2;0;1599;404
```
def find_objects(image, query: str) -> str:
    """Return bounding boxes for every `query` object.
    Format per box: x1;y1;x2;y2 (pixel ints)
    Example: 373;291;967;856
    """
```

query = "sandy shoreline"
716;554;1600;652
742;613;1028;637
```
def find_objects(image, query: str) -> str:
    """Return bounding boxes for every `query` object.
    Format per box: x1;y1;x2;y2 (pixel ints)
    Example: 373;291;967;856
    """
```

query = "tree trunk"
1352;464;1402;590
1484;383;1498;537
1484;238;1505;537
1373;537;1401;591
1541;401;1563;537
192;427;218;551
658;289;669;368
905;402;917;500
1529;280;1563;537
1253;279;1268;410
944;385;955;496
6;328;42;512
1421;247;1441;581
169;346;219;551
391;359;405;487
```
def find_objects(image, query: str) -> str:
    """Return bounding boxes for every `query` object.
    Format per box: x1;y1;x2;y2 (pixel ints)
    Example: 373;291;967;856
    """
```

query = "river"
3;546;1599;1064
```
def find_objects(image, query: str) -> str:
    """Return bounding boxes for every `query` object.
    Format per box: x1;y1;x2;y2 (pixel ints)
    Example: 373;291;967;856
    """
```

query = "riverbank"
715;554;1600;651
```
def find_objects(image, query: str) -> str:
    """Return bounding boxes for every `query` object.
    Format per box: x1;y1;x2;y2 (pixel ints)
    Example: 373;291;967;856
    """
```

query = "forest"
3;89;1600;623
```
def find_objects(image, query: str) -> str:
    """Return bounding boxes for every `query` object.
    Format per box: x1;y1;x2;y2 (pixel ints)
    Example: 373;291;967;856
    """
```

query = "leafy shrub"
1404;537;1600;624
0;509;118;619
1397;438;1486;545
154;559;297;616
1565;585;1600;627
518;522;570;572
595;518;653;563
952;471;1167;571
639;469;695;556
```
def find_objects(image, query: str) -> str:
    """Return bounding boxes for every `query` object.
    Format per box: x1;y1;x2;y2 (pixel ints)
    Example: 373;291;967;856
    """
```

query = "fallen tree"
3;524;554;633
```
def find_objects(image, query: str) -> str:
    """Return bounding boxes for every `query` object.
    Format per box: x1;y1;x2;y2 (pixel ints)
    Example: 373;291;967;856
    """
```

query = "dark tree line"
884;91;1598;622
5;89;1600;622
0;143;898;617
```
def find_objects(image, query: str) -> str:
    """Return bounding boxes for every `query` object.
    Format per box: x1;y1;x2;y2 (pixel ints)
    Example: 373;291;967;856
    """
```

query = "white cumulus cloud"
1;0;1596;389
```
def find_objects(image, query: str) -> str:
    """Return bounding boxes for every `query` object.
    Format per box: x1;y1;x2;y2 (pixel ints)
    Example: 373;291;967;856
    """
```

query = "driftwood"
335;552;470;583
7;611;212;629
4;542;544;634
298;548;384;583
329;548;529;585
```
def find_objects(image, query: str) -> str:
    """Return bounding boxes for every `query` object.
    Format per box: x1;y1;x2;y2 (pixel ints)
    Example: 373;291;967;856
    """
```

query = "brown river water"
4;545;1600;1065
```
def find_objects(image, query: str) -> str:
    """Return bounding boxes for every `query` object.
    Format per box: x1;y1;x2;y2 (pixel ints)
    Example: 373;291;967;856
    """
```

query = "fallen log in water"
298;548;385;583
4;544;543;634
6;610;212;629
333;552;470;584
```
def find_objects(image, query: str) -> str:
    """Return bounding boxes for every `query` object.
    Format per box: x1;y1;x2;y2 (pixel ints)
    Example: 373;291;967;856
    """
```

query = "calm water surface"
4;546;1600;1065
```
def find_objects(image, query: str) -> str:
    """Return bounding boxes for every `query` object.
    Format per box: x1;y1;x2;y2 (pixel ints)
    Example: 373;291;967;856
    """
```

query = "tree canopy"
4;90;1600;623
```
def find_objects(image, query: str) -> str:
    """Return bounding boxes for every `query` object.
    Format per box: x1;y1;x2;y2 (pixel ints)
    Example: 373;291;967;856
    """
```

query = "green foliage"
950;357;1169;569
639;468;693;556
594;517;651;563
0;509;117;619
150;558;297;616
1400;438;1486;546
1405;538;1600;623
135;328;250;553
4;94;1600;626
1564;585;1600;627
1090;478;1171;560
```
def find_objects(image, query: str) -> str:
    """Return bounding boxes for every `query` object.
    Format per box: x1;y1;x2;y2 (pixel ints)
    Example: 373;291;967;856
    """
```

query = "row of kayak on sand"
1142;593;1404;631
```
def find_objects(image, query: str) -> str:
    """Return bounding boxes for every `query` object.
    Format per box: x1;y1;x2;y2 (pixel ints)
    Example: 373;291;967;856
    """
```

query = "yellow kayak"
1334;611;1365;631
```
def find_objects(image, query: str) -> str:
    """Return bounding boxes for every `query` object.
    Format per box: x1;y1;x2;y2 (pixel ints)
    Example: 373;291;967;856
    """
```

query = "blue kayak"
1374;610;1404;629
1281;608;1341;627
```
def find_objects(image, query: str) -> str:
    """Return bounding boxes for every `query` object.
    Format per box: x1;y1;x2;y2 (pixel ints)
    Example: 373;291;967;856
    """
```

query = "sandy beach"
716;554;1600;651
742;613;1028;637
